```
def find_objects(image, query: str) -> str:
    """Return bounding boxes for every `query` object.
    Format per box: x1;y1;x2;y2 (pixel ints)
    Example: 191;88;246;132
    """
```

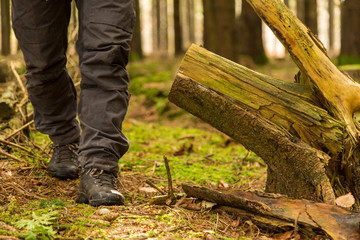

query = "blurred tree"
131;0;143;59
152;0;161;52
186;0;195;44
340;0;360;64
174;0;183;55
152;0;168;56
1;0;11;56
328;0;334;52
236;0;267;65
297;0;318;34
203;0;236;61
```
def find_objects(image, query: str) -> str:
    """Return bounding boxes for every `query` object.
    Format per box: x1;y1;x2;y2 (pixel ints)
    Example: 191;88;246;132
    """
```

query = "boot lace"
86;168;117;188
52;143;79;164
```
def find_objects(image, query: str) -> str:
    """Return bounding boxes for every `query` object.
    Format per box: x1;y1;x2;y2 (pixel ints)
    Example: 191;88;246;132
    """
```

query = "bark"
182;184;360;240
202;0;236;61
237;0;267;64
1;0;11;56
340;0;360;64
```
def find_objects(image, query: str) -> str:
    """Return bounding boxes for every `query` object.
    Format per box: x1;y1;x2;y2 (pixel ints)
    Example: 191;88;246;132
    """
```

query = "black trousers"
12;0;135;174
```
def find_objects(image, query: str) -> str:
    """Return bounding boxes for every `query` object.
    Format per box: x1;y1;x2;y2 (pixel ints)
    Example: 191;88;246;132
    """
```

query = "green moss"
121;121;265;186
337;54;360;65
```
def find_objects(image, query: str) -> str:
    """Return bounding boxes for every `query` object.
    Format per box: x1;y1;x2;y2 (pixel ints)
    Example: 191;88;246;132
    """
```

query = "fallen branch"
5;120;34;140
145;179;167;195
10;62;25;93
0;148;26;163
182;184;360;240
0;138;32;153
164;156;176;204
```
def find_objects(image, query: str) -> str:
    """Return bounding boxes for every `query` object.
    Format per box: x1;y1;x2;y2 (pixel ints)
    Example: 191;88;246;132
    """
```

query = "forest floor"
0;54;330;240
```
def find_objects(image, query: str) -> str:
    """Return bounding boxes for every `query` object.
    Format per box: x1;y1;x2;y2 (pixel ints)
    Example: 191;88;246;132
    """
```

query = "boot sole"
48;169;79;180
76;192;125;207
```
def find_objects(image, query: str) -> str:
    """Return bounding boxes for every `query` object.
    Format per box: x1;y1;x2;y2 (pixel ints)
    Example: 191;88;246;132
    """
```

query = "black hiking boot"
47;143;79;179
76;168;125;207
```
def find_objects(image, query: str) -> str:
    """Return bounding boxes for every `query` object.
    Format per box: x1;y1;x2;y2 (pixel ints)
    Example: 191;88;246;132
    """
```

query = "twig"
293;211;301;237
11;181;46;200
242;150;251;161
10;62;26;93
146;179;167;195
0;148;26;163
5;120;34;140
18;107;26;123
163;155;176;204
26;111;34;119
0;138;32;153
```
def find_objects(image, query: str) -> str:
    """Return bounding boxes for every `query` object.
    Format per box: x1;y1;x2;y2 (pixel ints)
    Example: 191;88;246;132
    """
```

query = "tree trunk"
1;0;11;56
237;0;267;64
340;0;360;64
152;0;161;52
173;0;183;55
328;0;334;53
296;0;318;35
202;0;236;61
160;0;168;56
186;0;195;44
152;0;168;56
131;0;143;59
169;0;360;205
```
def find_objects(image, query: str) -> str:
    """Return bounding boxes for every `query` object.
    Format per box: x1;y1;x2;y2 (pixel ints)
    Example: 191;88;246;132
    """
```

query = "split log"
169;44;338;203
169;0;360;205
182;184;360;240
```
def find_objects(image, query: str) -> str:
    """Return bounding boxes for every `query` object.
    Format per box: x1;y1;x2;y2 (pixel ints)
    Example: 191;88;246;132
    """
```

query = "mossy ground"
0;55;337;239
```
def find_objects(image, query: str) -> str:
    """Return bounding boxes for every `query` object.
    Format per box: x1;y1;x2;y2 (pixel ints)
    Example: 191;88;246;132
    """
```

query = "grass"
122;121;265;187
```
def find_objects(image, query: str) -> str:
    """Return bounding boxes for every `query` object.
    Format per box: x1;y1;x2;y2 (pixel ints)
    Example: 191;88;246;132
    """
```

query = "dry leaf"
204;233;217;240
231;218;240;227
273;231;294;240
219;180;229;188
335;193;355;209
200;200;217;210
139;186;158;197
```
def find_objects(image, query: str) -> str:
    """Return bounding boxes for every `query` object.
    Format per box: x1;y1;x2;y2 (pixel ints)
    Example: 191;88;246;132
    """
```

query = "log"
169;45;338;203
169;0;360;204
182;184;360;240
245;0;360;143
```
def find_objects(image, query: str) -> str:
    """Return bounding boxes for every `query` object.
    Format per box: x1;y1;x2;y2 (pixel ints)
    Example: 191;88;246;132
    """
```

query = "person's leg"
75;0;135;206
12;0;80;179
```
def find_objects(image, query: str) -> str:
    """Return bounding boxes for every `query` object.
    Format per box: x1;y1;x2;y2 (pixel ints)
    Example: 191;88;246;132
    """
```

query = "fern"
14;210;58;240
